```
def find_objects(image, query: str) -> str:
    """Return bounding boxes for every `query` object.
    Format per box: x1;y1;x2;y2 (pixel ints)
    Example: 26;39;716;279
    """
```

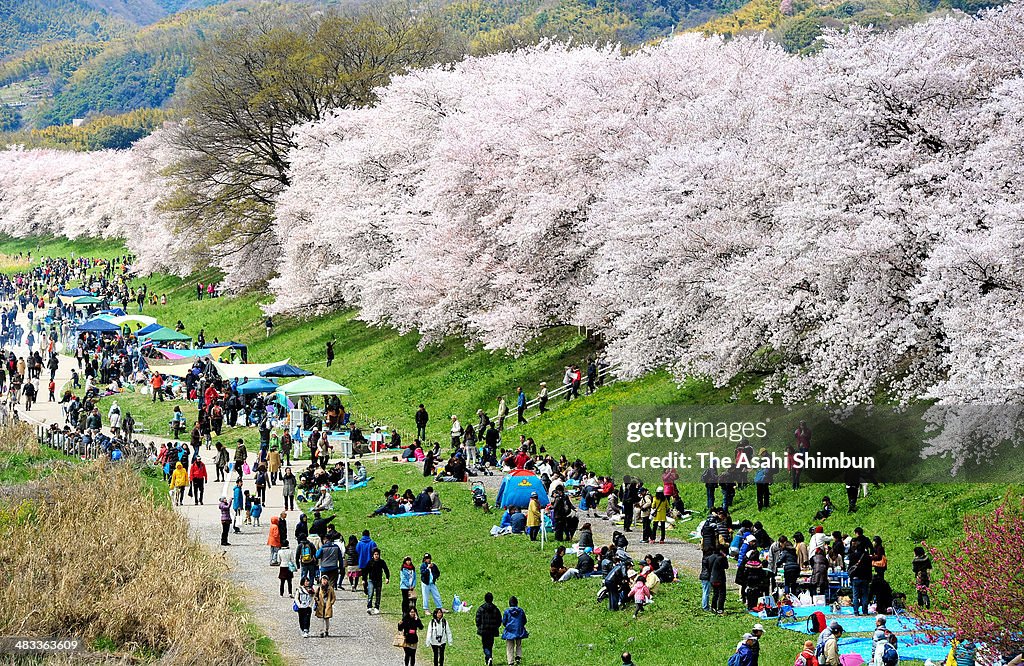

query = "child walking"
251;496;263;527
628;575;652;618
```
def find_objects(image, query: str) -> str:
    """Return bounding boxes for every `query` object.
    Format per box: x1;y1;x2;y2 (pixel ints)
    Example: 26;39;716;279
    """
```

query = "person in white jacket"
426;608;453;666
108;400;121;430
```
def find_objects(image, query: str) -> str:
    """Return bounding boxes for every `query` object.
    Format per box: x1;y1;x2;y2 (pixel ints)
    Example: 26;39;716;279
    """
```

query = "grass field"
6;235;1017;665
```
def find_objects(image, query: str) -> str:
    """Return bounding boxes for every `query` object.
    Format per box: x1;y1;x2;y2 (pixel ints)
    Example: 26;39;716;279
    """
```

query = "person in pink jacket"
628;575;653;618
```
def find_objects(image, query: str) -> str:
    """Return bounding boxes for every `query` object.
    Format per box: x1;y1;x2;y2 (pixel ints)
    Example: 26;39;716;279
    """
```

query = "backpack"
881;643;898;666
807;610;827;633
299;543;315;565
727;653;743;666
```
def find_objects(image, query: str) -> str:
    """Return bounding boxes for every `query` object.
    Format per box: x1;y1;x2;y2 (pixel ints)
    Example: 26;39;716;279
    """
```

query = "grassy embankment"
8;235;1019;665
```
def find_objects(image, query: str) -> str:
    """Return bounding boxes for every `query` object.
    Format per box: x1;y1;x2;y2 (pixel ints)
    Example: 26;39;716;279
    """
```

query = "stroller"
471;482;491;512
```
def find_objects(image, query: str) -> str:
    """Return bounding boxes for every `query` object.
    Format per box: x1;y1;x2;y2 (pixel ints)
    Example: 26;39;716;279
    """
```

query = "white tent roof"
213;359;291;381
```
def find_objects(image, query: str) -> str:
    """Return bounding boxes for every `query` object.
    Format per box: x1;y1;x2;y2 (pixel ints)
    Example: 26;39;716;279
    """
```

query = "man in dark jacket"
475;591;502;666
295;513;309;544
309;510;334;541
707;545;729;614
415;404;428;440
363;548;390;614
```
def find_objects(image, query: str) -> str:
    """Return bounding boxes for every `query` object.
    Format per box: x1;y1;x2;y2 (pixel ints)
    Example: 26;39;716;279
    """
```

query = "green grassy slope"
8;235;1017;665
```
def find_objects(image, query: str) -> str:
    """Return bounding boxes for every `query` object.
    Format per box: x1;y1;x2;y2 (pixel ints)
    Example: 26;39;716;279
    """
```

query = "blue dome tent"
495;470;549;509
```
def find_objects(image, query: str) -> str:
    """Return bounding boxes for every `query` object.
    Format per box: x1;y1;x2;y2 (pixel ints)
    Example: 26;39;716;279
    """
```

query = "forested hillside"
0;0;1008;140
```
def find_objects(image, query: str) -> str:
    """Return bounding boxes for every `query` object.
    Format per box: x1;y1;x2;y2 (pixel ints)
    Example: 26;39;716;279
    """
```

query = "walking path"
10;312;397;666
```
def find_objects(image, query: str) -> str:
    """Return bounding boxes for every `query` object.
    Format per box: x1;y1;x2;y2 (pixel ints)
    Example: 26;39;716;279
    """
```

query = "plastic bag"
242;462;251;475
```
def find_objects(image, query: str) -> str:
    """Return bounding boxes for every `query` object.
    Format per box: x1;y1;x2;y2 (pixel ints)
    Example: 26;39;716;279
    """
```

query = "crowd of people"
11;252;1020;666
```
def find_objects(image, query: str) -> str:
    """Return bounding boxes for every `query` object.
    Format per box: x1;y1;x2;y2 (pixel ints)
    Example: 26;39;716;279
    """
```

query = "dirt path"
11;313;399;666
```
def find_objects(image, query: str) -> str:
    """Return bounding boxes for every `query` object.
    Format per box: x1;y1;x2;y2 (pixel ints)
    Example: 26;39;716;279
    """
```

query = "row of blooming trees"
0;6;1021;455
0;135;186;275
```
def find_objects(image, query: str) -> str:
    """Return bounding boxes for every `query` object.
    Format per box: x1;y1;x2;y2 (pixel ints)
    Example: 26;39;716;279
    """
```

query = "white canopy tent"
213;359;291;381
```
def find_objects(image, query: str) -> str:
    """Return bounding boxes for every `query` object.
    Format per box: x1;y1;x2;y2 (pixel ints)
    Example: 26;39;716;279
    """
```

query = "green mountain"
0;0;1006;138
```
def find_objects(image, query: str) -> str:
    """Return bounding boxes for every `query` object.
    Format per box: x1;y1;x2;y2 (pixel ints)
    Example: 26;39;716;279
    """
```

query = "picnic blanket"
383;511;441;518
838;635;952;664
780;614;920;634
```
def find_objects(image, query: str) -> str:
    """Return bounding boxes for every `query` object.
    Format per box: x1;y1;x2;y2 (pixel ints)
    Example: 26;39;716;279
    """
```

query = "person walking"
169;461;188;506
316;536;343;590
475;591;502;666
496;396;508;431
294;578;314;638
398;608;424;666
314;575;336;637
268;515;283;566
282;466;297;511
215;442;229;482
400;556;418;616
420;553;443;612
218;496;232;546
501;597;528;666
234;439;248;481
515;387;527;425
189;457;207;505
426;608;453;666
364;548;391;615
537;382;548;414
326;340;335;367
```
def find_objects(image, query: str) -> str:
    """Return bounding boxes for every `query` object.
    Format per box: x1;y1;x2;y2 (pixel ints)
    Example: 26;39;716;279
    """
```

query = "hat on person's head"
829;620;843;631
745;535;757;543
423;553;431;560
530;492;538;497
584;547;593;553
539;382;546;386
758;448;767;456
656;486;664;493
876;614;887;623
804;641;814;650
752;623;764;633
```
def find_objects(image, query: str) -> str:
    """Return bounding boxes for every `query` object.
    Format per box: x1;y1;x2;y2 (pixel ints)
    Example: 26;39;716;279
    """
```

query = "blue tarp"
780;614;920;634
495;470;549;509
838;635;952;664
383;511;441;518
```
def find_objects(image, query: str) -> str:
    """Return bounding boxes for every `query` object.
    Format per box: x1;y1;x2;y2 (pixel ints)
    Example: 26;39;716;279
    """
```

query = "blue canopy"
77;318;121;333
237;378;279;395
495;470;549;509
203;341;247;349
260;363;312;378
96;308;128;317
136;322;162;336
59;288;93;297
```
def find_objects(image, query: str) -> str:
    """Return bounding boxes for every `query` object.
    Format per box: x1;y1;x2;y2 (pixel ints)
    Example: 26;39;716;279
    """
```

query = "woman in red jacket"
189;457;208;505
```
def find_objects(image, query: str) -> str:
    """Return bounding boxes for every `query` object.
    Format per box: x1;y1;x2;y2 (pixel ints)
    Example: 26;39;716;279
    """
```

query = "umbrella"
276;375;352;397
259;363;312;378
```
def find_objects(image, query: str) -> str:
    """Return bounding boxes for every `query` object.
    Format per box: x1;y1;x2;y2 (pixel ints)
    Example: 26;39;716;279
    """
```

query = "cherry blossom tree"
925;497;1024;653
